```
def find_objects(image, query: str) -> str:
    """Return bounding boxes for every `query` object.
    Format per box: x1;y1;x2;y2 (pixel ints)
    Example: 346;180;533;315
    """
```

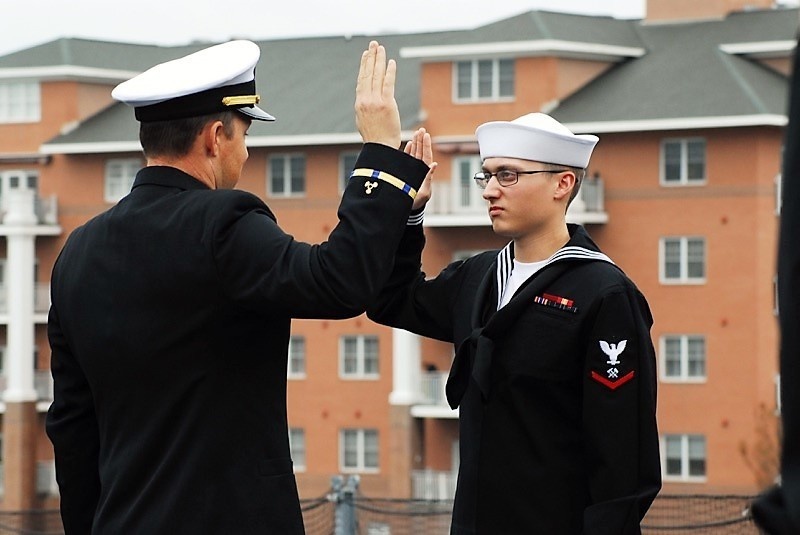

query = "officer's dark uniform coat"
46;144;428;534
368;223;661;534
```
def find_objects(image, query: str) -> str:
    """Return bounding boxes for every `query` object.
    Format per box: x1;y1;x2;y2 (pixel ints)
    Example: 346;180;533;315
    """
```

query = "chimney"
645;0;775;23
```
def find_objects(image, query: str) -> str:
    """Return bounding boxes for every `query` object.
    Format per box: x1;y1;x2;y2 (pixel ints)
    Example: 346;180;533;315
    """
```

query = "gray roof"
472;10;645;48
0;6;795;151
0;38;209;72
552;9;796;127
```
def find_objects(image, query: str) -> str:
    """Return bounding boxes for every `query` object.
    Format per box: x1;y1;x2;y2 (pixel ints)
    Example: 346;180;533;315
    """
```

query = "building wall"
421;57;614;137
646;0;775;22
760;57;792;76
588;127;781;493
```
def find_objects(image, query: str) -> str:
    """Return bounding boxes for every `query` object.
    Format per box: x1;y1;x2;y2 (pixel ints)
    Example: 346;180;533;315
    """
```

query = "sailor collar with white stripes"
494;241;614;310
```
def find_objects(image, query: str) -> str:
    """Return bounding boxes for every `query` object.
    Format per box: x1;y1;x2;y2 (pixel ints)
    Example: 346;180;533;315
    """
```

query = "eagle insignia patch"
591;339;635;390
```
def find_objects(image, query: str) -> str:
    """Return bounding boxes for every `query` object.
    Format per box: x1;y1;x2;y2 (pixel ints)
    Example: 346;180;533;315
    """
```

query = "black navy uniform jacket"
46;143;428;535
368;223;661;534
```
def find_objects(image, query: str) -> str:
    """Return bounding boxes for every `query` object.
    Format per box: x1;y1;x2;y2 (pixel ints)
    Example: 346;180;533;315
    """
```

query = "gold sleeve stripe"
351;168;417;199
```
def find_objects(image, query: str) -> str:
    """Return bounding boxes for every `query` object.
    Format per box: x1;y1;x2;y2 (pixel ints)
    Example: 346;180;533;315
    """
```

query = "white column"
3;189;38;403
389;328;421;405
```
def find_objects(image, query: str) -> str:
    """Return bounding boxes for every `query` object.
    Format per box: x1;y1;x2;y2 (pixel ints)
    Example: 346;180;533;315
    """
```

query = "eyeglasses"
473;169;569;189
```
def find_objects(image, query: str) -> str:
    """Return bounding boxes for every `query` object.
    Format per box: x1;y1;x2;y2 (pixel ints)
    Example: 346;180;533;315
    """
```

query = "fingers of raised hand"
422;131;433;166
356;41;377;93
383;58;396;101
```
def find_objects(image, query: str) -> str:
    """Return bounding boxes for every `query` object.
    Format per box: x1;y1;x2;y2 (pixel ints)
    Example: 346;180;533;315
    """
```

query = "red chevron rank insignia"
591;370;635;390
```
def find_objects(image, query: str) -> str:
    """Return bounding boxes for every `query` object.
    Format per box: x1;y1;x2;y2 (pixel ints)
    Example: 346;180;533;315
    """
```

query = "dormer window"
454;59;514;102
0;82;41;123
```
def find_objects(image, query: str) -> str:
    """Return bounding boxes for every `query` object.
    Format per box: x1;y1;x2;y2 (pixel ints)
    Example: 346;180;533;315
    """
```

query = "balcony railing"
0;283;51;315
35;370;53;401
411;469;457;500
419;371;449;406
0;371;53;403
0;460;60;496
34;195;58;225
0;194;58;226
425;177;607;226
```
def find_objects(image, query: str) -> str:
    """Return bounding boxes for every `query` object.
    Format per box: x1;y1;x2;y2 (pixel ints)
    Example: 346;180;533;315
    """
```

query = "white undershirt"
498;258;549;309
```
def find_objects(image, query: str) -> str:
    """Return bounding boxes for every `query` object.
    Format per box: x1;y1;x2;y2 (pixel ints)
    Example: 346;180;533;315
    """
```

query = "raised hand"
403;128;437;210
355;41;402;149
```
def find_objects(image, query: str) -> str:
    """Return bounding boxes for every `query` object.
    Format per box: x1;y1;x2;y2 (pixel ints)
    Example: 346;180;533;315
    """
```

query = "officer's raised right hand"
355;41;402;149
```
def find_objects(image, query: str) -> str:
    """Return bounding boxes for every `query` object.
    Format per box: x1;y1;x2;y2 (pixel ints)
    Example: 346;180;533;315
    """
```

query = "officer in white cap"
112;40;275;123
369;112;661;533
47;40;431;534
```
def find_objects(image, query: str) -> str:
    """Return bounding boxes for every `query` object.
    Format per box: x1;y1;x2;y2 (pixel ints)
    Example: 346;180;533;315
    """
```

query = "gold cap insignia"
222;95;261;107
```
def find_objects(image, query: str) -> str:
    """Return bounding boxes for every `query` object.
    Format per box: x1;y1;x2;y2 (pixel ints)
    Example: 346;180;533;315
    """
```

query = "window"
774;274;779;316
104;159;142;203
340;151;359;192
367;524;391;535
663;434;706;481
0;82;41;123
340;429;379;472
776;173;783;215
661;335;706;381
288;336;306;379
289;428;306;472
36;460;58;496
0;170;39;214
269;154;306;197
660;237;706;284
661;139;706;185
340;335;379;378
453;156;485;212
455;59;514;102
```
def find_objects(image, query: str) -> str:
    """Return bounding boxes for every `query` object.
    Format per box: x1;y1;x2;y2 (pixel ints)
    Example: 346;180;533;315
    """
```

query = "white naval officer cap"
111;40;275;123
476;112;598;168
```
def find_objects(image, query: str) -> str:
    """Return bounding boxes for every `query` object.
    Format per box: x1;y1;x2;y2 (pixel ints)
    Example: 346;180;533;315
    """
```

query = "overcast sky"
5;1;798;58
0;0;651;56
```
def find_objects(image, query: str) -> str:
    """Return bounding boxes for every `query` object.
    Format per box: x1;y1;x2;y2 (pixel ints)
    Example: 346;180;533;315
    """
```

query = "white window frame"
288;335;306;379
366;523;391;535
289;428;306;472
662;434;707;482
339;335;379;379
35;460;59;496
340;428;379;473
104;158;142;203
660;138;706;186
268;153;306;197
660;334;707;383
776;173;783;215
453;58;514;103
0;169;39;214
452;156;485;213
0;81;41;123
339;151;360;193
659;236;706;284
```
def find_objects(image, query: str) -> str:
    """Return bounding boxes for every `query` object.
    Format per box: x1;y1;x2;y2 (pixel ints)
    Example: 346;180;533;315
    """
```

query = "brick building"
0;0;795;510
